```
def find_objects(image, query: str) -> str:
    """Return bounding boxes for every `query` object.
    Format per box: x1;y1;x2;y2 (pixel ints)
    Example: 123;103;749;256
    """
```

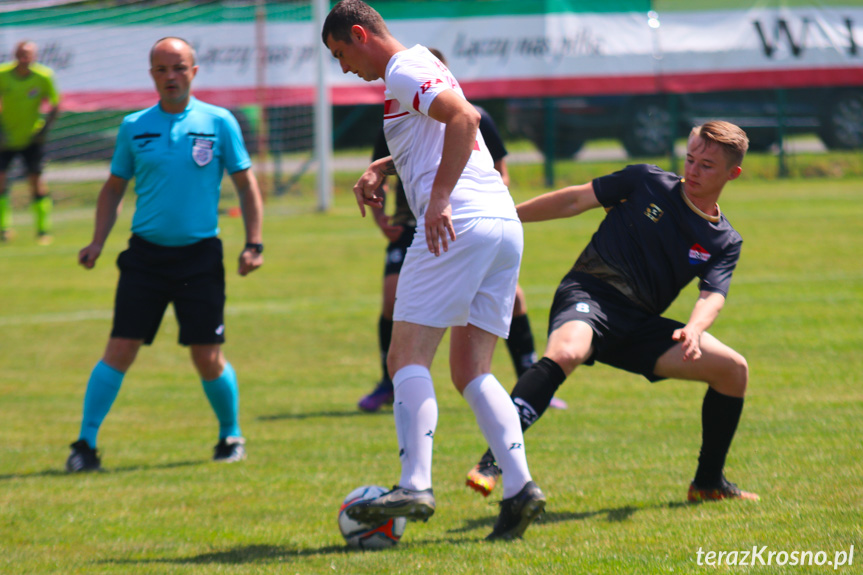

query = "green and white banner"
0;1;860;110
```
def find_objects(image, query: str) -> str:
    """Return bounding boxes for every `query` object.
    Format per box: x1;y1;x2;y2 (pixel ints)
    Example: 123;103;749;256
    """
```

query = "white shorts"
393;217;523;338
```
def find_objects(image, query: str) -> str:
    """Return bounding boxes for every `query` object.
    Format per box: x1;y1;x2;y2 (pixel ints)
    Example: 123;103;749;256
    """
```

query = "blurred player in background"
466;121;759;503
357;48;563;416
324;0;545;540
0;40;60;244
66;37;264;473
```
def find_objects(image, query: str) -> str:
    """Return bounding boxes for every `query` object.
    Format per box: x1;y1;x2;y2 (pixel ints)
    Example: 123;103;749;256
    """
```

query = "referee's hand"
78;243;102;269
238;248;263;276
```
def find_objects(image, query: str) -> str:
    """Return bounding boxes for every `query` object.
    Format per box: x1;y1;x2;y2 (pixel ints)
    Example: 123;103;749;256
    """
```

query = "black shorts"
548;272;682;382
111;235;226;346
0;142;44;175
384;225;415;276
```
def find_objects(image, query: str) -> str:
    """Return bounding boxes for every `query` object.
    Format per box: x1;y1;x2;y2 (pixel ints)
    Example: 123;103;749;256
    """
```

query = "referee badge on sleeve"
192;138;214;167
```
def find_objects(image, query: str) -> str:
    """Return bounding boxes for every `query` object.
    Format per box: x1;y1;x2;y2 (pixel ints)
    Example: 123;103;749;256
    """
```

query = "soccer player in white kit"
323;0;545;540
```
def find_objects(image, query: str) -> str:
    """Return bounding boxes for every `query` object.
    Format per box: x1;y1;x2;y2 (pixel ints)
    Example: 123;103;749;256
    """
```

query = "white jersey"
383;45;517;224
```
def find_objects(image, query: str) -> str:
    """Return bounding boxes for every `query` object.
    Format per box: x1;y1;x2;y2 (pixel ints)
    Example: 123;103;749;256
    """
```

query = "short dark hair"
428;48;447;66
690;121;749;167
322;0;389;46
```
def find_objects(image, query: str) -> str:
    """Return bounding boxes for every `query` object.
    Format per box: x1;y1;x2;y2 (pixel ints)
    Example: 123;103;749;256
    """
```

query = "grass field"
0;154;861;574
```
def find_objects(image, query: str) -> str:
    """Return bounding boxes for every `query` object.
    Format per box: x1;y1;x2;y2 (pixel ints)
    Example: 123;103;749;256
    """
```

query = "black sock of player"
378;315;393;381
693;387;744;487
510;357;568;430
478;357;568;467
505;313;537;377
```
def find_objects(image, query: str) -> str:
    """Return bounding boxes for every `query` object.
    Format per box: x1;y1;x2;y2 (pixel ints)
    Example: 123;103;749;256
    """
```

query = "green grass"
1;155;861;574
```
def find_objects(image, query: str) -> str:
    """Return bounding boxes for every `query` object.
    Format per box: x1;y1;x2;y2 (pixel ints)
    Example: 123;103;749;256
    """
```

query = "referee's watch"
244;242;264;254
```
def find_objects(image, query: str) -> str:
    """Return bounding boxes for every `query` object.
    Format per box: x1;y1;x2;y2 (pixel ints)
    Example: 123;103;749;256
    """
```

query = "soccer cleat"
357;379;395;412
486;480;546;541
36;233;53;246
213;436;246;463
66;439;101;473
0;229;15;242
687;476;760;502
346;485;435;523
466;456;501;497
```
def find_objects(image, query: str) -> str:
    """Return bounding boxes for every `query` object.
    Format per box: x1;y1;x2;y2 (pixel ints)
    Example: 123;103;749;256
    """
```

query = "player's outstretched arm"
79;174;128;269
672;291;726;361
516;182;601;223
231;168;264;277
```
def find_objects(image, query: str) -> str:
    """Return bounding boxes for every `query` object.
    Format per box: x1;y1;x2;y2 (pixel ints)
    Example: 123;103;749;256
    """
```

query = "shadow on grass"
449;500;692;534
100;543;366;566
97;505;697;565
258;409;387;421
0;459;204;481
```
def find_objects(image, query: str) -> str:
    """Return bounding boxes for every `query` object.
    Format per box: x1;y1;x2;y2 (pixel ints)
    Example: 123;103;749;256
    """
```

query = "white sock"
463;373;532;499
392;364;437;491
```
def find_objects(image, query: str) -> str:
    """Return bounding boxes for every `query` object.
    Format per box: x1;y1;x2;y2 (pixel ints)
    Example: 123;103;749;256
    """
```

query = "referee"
66;37;264;472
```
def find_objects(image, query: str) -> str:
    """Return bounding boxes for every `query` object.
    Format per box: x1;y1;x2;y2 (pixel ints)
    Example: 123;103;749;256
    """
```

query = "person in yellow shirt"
0;40;60;244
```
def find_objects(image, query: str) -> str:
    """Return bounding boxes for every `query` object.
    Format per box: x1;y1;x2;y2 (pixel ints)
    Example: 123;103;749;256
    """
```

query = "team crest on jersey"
689;243;711;264
644;203;664;223
192;138;214;167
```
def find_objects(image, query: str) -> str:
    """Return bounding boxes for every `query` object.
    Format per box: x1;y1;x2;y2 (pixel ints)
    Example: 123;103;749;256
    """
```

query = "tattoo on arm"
380;160;397;176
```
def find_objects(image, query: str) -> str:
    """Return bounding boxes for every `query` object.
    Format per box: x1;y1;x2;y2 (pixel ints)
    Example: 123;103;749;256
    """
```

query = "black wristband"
244;242;264;254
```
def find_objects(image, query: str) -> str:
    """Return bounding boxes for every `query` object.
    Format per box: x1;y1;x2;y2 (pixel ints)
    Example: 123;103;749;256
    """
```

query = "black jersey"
574;164;742;315
371;104;507;229
372;129;416;228
475;104;508;164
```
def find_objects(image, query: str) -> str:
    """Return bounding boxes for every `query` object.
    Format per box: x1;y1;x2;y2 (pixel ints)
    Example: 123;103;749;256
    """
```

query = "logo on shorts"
576;302;590;313
215;324;225;335
192;138;214;167
644;203;664;223
689;243;711;265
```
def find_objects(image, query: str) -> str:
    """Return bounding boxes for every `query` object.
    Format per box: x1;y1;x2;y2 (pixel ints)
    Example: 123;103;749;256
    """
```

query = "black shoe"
486;480;546;541
346;485;436;523
66;439;101;472
213;436;246;463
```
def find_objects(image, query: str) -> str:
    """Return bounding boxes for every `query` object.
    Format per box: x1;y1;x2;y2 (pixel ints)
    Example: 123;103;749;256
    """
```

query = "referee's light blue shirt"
110;97;252;247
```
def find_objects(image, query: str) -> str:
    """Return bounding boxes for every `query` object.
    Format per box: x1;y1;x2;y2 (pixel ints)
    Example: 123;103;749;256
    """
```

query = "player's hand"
78;243;102;269
424;194;455;256
238;248;263;276
353;169;385;217
376;215;403;243
672;326;703;361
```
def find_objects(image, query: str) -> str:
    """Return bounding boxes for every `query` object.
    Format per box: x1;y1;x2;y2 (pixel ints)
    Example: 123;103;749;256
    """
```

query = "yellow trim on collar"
680;181;720;222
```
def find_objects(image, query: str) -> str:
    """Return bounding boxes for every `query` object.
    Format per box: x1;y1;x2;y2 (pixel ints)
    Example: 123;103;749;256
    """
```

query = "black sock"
693;387;744;486
378;315;393;381
478;357;567;466
505;313;538;378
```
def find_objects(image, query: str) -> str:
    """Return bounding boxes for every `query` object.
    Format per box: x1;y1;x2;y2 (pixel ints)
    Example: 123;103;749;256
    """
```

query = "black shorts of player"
111;235;226;346
548;271;683;382
0;142;44;175
384;225;416;276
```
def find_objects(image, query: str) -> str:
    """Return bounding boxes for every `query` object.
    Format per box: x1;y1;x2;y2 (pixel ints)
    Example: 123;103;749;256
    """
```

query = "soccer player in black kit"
465;120;759;502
